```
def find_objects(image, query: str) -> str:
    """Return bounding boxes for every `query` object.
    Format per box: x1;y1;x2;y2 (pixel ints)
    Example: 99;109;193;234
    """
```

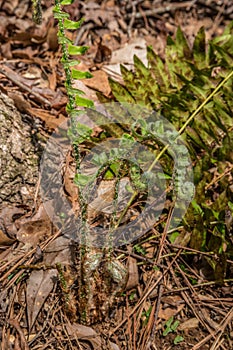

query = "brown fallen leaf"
46;27;59;51
94;40;112;63
65;323;120;350
65;323;102;348
16;205;52;248
179;317;199;331
43;236;73;266
16;219;51;247
158;303;185;321
26;269;57;330
27;108;66;130
47;67;57;91
7;91;31;114
83;70;111;96
126;256;139;290
0;228;15;246
0;206;25;239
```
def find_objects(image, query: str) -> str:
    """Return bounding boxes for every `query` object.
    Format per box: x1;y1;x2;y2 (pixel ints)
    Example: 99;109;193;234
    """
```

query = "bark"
0;92;39;207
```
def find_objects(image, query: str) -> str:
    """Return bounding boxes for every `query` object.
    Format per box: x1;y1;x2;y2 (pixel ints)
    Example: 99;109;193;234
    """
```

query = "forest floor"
0;1;233;349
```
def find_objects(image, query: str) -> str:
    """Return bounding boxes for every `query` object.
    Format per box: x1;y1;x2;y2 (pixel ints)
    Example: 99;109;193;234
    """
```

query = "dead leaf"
43;236;73;266
104;38;147;76
16;205;51;247
7;91;31;114
27;108;66;130
1;42;12;59
65;323;120;349
88;177;132;219
173;230;192;246
63;151;79;212
83;70;111;96
110;343;120;350
65;323;102;348
26;269;57;330
94;41;112;63
158;303;184;321
46;27;59;51
158;295;185;320
0;228;15;245
179;317;199;331
16;219;50;247
82;3;114;27
48;68;57;91
12;47;36;60
126;256;139;290
0;206;25;239
2;0;18;15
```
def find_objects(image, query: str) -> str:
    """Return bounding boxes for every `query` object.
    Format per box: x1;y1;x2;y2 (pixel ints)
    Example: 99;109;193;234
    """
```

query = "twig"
126;0;144;9
0;65;51;107
205;164;233;190
173;257;217;332
192;307;233;350
109;249;182;335
128;0;137;36
8;319;30;350
0;229;61;285
163;279;233;294
155;206;174;264
115;248;155;265
126;1;196;19
196;0;233;18
146;283;164;348
74;22;94;46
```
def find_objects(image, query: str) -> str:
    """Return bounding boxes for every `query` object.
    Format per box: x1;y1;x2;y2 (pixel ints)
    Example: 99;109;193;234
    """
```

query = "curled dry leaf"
0;206;25;241
104;38;147;76
126;256;139;290
26;236;74;330
0;228;15;245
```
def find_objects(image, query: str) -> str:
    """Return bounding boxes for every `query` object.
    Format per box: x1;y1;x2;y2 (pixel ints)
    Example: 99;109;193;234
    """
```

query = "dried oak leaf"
26;268;57;330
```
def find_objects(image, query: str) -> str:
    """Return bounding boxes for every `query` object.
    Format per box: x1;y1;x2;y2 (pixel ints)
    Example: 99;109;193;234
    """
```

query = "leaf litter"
0;1;233;349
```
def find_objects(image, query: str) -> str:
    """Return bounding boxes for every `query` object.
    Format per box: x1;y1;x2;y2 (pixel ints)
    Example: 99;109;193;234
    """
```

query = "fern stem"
149;69;233;172
54;0;75;112
178;70;233;136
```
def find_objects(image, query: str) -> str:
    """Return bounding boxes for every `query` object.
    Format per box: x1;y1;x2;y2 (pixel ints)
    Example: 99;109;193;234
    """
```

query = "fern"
104;23;233;281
